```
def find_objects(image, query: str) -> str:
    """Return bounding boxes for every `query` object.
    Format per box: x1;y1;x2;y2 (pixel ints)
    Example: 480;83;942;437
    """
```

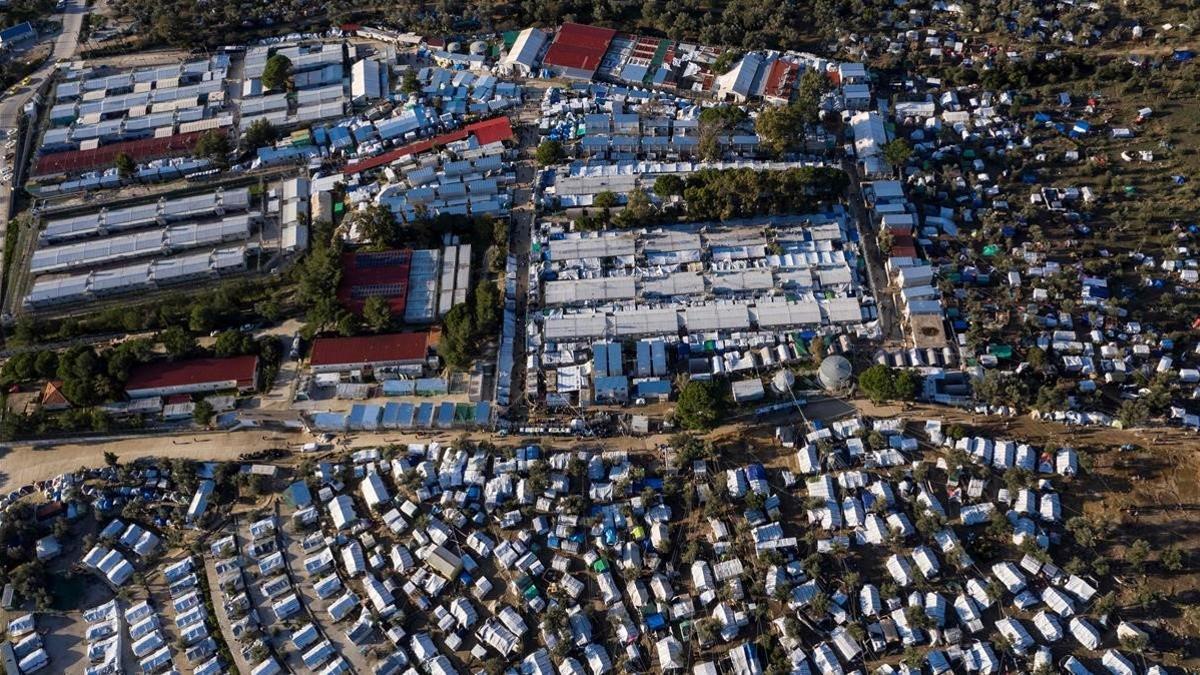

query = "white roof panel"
753;300;822;327
543;277;636;306
684;303;751;331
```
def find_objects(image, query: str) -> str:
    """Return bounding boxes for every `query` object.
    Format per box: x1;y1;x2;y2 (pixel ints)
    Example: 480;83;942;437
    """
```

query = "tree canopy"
681;167;848;221
675;379;726;430
213;330;257;357
346;204;400;249
593;191;619;209
240;119;278;153
362;296;393;333
653;175;685;198
755;103;808;156
882;138;914;171
192;130;231;165
114;152;136;179
754;71;825;155
401;69;420;93
711;50;742;74
614;189;654;227
858;364;894;403
439;303;474;370
697;105;748;161
160;326;198;359
973;370;1031;409
193;399;215;426
295;240;346;335
261;54;293;91
857;364;920;403
473;281;501;337
439;280;502;370
535;140;565;166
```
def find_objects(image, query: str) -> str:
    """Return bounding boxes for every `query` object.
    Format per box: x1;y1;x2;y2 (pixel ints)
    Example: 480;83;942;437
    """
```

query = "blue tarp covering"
382;379;416;396
416;402;435;427
747;463;767;481
257;145;320;166
348;404;382;430
634;379;671;398
381;402;403;427
311;412;347;431
0;22;36;43
284;481;312;508
436;402;455;428
474;401;491;426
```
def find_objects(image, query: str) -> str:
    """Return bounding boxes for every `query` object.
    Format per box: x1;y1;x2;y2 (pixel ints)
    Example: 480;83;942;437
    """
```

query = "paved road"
507;125;538;418
0;0;90;286
504;80;551;419
842;157;902;343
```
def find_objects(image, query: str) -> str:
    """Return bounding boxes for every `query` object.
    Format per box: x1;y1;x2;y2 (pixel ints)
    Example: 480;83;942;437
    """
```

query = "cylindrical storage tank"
818;355;853;392
469;40;488;55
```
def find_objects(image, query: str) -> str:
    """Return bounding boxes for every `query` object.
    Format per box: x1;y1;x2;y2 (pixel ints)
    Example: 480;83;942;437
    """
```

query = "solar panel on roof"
356;251;411;268
350;283;407;300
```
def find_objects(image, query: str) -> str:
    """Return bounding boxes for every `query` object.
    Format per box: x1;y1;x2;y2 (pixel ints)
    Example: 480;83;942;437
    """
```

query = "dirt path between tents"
3;397;1196;489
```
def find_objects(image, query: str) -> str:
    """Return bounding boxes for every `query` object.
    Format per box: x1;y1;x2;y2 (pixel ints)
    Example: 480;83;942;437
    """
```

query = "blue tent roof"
284;481;313;508
0;22;36;43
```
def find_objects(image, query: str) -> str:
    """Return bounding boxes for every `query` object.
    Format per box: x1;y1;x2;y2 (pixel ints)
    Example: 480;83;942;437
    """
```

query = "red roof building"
309;332;430;373
469;116;516;146
345;116;513;175
40;380;71;411
762;60;800;105
33;131;214;178
888;226;919;259
541;23;617;79
125;355;259;399
338;250;412;314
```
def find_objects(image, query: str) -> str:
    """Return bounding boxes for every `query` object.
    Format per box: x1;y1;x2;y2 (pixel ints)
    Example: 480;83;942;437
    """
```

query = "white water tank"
818;355;853;392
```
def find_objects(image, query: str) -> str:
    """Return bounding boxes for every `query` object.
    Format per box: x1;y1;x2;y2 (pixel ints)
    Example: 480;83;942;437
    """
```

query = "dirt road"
5;395;1191;490
0;425;659;487
842;158;902;343
854;399;1200;451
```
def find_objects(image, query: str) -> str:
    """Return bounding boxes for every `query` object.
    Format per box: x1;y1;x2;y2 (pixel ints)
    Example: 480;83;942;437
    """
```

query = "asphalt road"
842;156;903;343
0;0;89;279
